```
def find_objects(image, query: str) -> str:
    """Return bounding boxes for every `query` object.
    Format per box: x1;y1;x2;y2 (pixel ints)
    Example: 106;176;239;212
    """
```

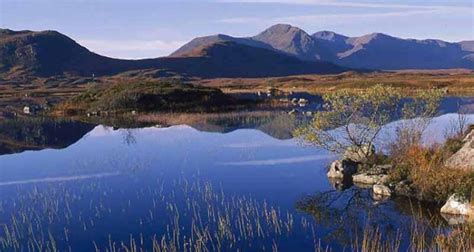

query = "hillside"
173;24;474;70
0;29;133;77
163;41;347;77
0;28;347;80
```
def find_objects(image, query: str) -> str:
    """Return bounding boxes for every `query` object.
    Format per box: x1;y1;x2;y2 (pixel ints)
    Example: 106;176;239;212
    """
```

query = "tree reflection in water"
295;180;447;249
123;129;137;146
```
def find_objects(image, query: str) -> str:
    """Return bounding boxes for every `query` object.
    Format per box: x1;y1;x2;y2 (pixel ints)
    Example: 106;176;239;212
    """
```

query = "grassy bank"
196;70;474;96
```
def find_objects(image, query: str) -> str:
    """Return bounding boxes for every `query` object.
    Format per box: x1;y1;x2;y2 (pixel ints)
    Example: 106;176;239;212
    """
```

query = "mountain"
0;28;347;79
459;41;474;52
311;31;351;62
164;41;347;77
251;24;320;61
0;29;134;77
170;34;273;57
338;33;471;69
172;24;321;61
173;24;474;70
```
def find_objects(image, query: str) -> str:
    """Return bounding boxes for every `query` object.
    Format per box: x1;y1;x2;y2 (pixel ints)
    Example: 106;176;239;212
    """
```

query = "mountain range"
173;24;474;70
1;24;473;81
0;28;345;79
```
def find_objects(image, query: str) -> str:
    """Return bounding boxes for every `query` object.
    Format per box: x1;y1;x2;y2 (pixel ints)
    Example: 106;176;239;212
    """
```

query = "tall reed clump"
388;128;474;203
353;221;472;252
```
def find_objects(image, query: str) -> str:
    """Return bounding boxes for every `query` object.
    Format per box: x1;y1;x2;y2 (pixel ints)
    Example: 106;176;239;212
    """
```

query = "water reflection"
0;97;472;250
0;118;94;155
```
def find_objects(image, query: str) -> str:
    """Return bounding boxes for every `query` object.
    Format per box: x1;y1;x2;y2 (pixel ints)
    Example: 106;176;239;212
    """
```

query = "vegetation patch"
295;84;473;203
57;80;250;114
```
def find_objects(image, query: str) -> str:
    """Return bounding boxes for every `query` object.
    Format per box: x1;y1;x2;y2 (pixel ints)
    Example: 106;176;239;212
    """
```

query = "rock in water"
445;129;474;170
327;159;358;179
440;194;473;216
373;185;391;197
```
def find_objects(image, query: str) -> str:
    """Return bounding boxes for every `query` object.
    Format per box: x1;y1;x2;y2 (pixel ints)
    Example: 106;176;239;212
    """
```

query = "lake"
0;96;473;251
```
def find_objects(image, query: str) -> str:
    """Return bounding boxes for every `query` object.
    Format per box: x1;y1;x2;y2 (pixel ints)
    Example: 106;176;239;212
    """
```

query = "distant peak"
364;32;392;40
347;32;396;45
261;24;305;34
213;34;232;39
312;31;348;41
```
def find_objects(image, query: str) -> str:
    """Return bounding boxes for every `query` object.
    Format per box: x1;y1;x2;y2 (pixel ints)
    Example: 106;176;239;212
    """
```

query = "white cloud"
275;9;442;24
218;9;442;25
78;39;187;59
217;0;471;11
216;0;469;26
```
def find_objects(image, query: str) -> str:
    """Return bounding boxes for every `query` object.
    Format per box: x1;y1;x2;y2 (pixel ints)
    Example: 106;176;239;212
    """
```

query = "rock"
440;194;473;216
440;213;468;225
327;159;358;179
445;129;474;170
373;184;391;197
353;173;388;185
343;144;375;163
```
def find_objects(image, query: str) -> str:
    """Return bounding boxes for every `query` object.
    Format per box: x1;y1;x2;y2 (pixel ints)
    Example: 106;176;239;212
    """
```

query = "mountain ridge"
0;28;347;80
172;24;474;70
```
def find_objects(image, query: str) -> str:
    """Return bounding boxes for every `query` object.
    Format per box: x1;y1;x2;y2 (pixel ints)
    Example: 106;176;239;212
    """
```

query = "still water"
0;97;473;251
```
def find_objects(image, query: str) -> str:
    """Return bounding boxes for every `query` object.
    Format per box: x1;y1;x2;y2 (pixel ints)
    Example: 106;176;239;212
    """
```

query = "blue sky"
1;0;472;59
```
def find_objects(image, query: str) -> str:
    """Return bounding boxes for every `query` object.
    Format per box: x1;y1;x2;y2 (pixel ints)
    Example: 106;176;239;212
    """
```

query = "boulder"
327;159;358;179
440;213;469;225
440;194;473;216
353;173;389;185
445;129;474;170
343;144;375;163
373;184;392;197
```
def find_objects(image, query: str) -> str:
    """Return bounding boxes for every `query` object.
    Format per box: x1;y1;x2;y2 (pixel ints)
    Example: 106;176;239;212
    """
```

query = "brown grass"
194;70;474;95
388;134;474;202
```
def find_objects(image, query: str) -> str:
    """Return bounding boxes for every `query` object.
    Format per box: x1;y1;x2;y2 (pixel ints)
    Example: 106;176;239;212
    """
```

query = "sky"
1;0;473;59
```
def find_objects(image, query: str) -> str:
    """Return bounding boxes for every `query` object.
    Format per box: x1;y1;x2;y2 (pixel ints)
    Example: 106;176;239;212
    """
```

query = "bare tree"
295;85;444;163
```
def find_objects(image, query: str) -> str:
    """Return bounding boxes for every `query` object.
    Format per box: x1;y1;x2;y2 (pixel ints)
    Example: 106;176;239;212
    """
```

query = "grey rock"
353;173;388;185
440;213;468;225
327;159;358;179
445;129;474;170
373;184;392;197
440;194;473;216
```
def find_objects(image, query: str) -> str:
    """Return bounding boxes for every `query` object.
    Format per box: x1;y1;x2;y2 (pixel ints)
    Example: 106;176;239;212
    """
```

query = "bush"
443;137;464;155
388;142;473;202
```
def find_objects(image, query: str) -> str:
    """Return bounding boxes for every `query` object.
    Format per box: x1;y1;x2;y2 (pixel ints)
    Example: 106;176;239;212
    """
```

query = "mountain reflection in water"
0;98;473;251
